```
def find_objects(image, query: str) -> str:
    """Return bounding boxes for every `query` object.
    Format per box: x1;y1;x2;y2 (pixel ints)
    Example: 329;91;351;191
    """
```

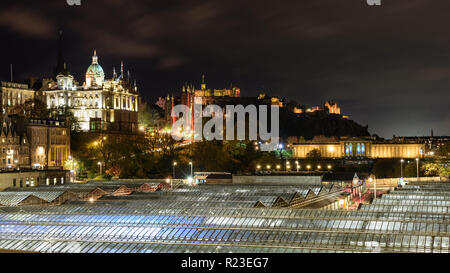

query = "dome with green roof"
85;50;105;88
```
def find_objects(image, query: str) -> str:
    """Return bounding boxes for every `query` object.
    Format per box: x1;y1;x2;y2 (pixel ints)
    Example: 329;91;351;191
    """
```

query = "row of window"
344;143;366;156
11;177;64;188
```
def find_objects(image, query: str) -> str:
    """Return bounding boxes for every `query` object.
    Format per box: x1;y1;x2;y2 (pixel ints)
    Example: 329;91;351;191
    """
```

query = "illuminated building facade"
41;51;139;133
293;137;425;159
0;117;70;170
293;101;348;119
0;81;35;115
164;75;242;135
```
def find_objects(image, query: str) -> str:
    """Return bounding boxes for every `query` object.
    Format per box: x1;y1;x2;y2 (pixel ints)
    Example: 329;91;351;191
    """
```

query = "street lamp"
256;165;261;173
296;163;299;172
97;161;102;177
400;159;404;178
189;161;193;178
173;162;177;179
416;158;420;181
307;165;311;171
68;156;75;182
266;165;271;170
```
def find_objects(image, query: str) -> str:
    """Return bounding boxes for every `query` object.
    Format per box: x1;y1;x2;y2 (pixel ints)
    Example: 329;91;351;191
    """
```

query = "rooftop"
0;180;448;253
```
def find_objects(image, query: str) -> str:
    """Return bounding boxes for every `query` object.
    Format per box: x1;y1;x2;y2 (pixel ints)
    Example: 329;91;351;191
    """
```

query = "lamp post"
173;162;177;179
400;159;404;178
256;165;261;173
416;158;420;181
97;161;102;177
189;161;193;178
69;156;74;182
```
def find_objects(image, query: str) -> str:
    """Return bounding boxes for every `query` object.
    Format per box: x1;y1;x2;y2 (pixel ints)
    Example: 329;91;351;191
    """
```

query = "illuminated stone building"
163;75;282;130
164;75;242;130
41;51;139;133
0;81;35;115
0;33;140;134
0;116;70;170
293;137;425;159
293;101;347;118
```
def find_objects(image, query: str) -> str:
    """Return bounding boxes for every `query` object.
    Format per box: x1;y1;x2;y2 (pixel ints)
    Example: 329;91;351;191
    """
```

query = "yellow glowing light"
257;165;261;169
276;165;281;169
266;165;271;169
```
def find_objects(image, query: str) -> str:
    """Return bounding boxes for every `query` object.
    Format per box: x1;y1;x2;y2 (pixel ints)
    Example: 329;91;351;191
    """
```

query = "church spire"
201;74;206;90
53;30;65;79
92;49;98;64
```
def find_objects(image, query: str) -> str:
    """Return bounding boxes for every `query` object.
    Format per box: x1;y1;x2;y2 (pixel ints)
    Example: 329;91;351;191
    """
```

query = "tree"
422;143;450;178
306;149;321;158
138;101;164;129
50;106;80;131
106;165;122;178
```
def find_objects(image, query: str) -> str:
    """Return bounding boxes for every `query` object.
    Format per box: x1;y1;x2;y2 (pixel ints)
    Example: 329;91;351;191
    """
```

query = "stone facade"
0;82;35;115
0;117;70;170
293;137;425;159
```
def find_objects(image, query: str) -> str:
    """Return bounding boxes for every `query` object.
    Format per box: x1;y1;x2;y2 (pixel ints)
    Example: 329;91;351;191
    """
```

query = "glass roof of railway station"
0;181;449;253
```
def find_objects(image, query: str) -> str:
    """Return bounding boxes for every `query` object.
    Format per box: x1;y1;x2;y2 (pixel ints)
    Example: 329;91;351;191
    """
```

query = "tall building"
41;50;139;133
0;33;140;134
164;75;242;134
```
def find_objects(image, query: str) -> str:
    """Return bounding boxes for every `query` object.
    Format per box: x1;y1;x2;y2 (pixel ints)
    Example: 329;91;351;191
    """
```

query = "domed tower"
85;50;105;88
56;63;75;90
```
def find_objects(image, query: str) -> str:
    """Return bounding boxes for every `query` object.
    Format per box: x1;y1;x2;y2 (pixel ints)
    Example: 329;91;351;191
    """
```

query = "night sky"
0;0;449;138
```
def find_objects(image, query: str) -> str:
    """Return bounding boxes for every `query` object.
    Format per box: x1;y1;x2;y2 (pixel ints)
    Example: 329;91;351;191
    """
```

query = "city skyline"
0;0;449;139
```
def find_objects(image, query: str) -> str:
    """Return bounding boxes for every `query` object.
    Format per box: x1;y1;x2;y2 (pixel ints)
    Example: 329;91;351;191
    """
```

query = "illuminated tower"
201;74;207;90
85;50;105;88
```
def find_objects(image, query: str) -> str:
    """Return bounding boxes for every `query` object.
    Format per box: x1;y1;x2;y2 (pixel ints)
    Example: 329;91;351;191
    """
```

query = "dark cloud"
0;0;449;137
0;6;55;38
